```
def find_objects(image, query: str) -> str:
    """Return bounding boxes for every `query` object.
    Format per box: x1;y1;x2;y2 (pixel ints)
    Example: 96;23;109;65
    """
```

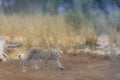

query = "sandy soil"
0;52;120;80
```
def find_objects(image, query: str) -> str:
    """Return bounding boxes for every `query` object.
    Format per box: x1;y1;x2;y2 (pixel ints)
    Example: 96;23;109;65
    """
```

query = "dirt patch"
0;52;119;80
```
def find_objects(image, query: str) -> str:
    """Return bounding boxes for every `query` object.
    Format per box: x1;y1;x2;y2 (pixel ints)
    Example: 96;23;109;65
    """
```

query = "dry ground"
0;52;120;80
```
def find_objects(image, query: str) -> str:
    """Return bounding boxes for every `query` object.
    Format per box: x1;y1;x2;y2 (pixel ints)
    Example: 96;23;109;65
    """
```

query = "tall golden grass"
0;13;118;54
0;14;84;50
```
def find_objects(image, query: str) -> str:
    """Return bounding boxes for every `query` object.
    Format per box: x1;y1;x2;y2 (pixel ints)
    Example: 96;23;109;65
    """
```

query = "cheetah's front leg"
44;60;49;70
53;58;65;70
33;56;40;70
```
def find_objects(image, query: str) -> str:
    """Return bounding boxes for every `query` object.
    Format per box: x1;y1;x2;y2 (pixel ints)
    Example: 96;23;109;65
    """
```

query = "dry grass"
0;14;85;51
0;13;118;56
108;27;117;44
80;24;98;48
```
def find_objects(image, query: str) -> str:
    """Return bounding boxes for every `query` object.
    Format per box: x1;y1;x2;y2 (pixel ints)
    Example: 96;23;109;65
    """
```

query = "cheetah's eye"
33;50;36;53
56;53;60;57
51;53;59;58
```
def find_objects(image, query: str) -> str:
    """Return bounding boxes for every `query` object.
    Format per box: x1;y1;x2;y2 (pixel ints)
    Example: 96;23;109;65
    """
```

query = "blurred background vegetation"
0;0;120;53
0;0;119;14
1;0;119;30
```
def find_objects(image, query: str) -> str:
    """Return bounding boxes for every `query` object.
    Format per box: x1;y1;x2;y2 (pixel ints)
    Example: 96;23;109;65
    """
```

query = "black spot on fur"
0;59;2;61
